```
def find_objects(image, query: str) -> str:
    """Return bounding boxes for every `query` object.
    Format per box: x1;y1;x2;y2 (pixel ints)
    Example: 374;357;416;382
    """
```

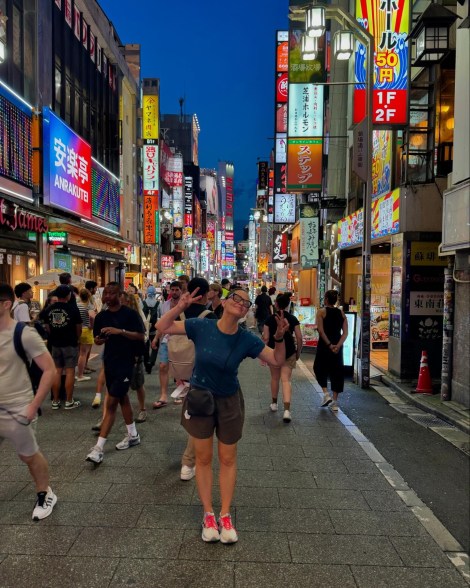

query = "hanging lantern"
409;4;458;66
306;6;325;38
301;34;318;61
333;30;354;61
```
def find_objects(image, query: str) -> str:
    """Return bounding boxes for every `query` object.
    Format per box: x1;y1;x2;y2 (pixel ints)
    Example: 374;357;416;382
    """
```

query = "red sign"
143;195;158;244
276;73;288;103
160;255;174;269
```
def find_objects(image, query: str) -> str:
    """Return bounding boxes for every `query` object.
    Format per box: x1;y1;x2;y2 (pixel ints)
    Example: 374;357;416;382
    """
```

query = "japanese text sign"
143;195;158;244
272;230;290;263
288;84;324;138
287;139;322;190
274;193;296;224
354;0;410;125
299;204;319;268
142;95;159;140
43;108;92;219
143;144;159;195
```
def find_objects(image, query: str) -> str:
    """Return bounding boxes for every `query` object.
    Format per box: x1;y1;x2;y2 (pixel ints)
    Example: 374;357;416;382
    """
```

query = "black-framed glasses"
228;293;252;309
0;406;31;426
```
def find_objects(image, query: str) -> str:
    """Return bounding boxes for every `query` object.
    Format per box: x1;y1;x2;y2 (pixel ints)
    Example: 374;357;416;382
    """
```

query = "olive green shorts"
181;388;245;445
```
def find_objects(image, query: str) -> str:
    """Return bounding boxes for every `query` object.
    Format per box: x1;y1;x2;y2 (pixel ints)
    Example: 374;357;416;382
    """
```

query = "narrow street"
0;353;468;587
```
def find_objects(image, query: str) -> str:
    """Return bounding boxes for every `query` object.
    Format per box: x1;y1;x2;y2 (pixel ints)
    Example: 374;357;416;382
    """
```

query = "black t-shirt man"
254;292;273;321
45;301;82;347
94;306;146;366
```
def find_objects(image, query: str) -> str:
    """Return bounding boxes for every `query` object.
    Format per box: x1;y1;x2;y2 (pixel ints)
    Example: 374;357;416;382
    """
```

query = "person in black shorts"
86;282;146;464
254;285;273;334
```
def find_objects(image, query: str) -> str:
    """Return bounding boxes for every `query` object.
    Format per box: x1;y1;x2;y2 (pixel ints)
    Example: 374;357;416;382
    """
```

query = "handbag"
186;386;215;416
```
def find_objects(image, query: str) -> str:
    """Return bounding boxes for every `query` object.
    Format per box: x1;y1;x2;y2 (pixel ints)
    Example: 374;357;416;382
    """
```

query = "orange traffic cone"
415;351;433;394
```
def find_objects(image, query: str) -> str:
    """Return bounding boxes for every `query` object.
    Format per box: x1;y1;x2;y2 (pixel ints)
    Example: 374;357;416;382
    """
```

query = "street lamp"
295;3;374;388
301;34;318;60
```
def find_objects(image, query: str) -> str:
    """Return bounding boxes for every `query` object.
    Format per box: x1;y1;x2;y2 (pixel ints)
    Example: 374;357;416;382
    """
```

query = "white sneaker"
64;399;81;410
91;395;101;408
115;433;140;450
321;394;333;407
270;402;278;412
32;487;57;521
180;465;196;481
283;409;292;423
330;401;339;412
76;376;91;382
86;445;104;464
201;512;220;542
218;513;238;544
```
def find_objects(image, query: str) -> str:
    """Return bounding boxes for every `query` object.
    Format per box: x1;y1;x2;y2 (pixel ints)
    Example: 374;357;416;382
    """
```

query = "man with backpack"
12;282;34;322
142;285;160;374
167;277;217;481
0;283;57;521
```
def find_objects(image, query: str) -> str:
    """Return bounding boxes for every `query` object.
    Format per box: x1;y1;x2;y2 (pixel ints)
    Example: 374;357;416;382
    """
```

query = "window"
54;61;62;112
12;5;21;68
65;76;71;124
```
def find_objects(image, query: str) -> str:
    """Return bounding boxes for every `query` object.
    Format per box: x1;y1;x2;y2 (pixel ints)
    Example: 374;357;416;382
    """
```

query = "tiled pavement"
0;355;468;588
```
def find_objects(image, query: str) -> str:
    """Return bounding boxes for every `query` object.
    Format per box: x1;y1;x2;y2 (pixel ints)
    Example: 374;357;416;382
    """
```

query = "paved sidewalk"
0;355;468;587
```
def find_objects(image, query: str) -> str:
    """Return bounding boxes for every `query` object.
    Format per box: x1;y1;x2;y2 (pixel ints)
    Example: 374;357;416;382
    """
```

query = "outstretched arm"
156;289;201;335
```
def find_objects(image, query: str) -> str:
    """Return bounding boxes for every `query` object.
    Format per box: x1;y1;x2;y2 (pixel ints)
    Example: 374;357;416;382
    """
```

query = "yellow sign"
258;253;269;274
410;242;447;266
142;95;159;140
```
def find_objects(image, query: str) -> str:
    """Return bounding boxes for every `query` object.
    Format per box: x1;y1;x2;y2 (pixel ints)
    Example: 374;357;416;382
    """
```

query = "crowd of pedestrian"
0;272;347;543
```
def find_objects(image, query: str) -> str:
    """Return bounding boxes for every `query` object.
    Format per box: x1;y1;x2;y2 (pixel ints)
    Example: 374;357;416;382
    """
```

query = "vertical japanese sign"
354;0;410;125
183;176;193;241
274;31;289;197
272;230;290;263
287;139;322;190
299;204;319;269
258;161;268;190
142;84;159;199
143;195;158;244
274;194;296;224
288;84;324;137
142;95;159;140
42;108;92;219
143;144;159;195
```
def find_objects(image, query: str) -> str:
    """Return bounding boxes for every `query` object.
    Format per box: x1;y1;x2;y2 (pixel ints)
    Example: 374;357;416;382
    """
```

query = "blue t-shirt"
185;318;265;397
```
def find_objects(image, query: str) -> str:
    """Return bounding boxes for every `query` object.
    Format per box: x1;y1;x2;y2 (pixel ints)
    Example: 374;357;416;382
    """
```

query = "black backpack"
13;322;44;394
143;301;160;332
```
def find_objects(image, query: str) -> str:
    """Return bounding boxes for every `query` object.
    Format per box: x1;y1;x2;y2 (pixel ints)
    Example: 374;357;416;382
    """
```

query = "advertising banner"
338;188;400;247
142;95;159;140
372;131;392;198
258;161;268;190
299;204;319;268
143;144;159;195
143;195;158;244
272;231;290;263
286;139;322;190
276;36;289;71
354;0;410;125
275;134;287;164
274;193;296;224
288;84;324;138
161;255;174;269
184;176;193;242
274;162;287;195
288;29;325;84
276;73;288;103
167;154;183;187
276;103;288;133
43;108;92;219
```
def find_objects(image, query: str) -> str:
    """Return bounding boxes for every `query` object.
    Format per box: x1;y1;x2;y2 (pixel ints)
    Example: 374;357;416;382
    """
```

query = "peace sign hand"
273;310;289;340
177;288;202;311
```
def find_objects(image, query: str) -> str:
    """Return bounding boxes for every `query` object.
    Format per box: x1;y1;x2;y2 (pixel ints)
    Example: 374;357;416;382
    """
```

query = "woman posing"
314;290;348;411
263;294;302;423
157;287;288;544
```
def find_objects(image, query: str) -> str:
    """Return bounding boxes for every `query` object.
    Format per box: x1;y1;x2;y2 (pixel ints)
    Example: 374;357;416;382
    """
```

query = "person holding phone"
85;282;145;464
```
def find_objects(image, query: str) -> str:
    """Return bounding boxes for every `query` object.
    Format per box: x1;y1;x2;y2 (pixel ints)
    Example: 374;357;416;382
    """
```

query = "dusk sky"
98;0;288;240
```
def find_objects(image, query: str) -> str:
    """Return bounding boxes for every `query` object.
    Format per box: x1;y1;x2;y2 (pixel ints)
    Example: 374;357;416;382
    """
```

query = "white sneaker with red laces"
218;513;238;544
201;512;220;542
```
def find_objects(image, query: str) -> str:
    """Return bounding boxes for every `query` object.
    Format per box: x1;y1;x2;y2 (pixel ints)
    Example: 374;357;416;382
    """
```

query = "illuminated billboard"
286;139;322;190
274;193;296;224
91;159;120;230
43;108;92;219
288;84;324;138
354;0;410;125
142;95;159;140
143;144;159;195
